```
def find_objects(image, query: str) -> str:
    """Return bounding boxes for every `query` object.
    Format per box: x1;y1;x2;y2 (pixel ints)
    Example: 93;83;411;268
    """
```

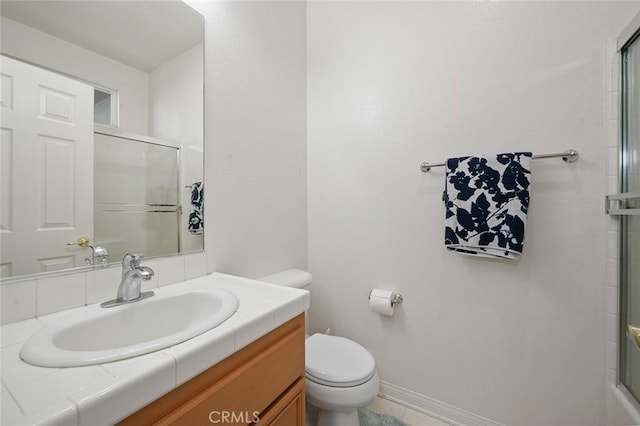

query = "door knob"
67;236;90;248
627;325;640;349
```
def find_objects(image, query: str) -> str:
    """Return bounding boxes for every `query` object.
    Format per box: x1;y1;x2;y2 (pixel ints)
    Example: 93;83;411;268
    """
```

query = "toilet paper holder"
368;290;404;307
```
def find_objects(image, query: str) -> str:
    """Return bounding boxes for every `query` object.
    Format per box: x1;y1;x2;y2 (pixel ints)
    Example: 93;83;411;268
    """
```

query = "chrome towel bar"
420;149;579;172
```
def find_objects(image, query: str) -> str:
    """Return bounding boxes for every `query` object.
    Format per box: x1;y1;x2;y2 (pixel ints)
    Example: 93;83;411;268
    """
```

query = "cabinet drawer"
255;378;305;426
121;314;305;426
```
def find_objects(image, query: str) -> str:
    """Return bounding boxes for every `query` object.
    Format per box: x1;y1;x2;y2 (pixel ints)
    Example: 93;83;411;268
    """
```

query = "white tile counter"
0;273;310;426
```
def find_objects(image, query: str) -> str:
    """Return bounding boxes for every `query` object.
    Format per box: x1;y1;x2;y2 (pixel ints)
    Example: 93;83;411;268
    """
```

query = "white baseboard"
378;381;506;426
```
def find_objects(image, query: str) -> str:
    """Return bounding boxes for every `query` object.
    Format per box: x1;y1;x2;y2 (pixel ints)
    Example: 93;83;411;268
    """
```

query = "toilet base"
306;371;379;426
317;408;359;426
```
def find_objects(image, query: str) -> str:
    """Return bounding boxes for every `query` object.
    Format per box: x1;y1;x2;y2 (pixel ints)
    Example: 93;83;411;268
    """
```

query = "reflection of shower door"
93;132;180;262
616;28;640;403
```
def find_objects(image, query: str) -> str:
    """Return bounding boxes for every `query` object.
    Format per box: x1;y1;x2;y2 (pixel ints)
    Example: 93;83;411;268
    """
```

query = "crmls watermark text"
208;411;261;423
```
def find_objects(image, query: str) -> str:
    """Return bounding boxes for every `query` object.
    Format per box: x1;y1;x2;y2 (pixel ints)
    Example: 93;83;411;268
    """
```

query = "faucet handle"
122;253;143;269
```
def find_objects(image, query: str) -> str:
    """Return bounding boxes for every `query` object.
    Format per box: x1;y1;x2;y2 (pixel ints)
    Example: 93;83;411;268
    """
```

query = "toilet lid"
305;333;376;388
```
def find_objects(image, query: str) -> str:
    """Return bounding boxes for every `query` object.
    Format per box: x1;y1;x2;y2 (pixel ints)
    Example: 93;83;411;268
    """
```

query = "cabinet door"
255;378;305;426
120;314;305;426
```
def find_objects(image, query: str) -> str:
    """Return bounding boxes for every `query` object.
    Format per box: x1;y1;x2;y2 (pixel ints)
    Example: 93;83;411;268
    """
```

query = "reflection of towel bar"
420;149;579;172
95;203;179;213
97;210;179;213
95;203;178;207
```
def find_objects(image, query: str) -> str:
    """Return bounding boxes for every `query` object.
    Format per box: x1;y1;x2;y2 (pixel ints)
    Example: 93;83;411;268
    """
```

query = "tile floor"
368;396;453;426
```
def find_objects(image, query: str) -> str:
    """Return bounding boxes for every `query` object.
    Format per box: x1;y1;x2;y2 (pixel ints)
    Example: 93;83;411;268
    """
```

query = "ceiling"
0;1;203;72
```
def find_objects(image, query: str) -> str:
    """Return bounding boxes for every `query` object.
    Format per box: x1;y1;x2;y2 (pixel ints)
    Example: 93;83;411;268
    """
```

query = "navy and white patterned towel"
443;152;532;260
188;182;204;235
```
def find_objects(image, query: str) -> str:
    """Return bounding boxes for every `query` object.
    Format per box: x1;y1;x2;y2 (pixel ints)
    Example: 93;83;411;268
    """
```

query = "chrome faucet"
100;253;155;308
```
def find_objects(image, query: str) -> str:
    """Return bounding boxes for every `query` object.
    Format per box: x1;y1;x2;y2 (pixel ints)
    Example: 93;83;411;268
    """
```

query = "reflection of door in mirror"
93;132;180;262
1;55;94;277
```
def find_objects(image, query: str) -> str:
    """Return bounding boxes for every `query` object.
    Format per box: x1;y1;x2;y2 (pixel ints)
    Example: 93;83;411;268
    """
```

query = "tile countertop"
0;272;310;426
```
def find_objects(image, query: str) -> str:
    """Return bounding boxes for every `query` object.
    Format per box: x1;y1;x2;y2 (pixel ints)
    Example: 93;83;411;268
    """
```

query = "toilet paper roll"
369;289;395;316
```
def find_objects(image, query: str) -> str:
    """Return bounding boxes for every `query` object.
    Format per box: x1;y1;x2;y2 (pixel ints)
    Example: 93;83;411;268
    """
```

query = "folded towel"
443;152;532;259
188;182;204;235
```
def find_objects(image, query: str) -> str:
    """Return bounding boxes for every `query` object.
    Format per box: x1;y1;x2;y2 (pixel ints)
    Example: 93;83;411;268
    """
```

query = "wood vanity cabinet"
120;314;305;426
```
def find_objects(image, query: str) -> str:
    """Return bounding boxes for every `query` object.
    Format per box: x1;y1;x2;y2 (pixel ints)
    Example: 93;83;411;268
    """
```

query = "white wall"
307;2;640;426
150;43;203;147
188;1;308;278
149;43;205;253
1;17;149;135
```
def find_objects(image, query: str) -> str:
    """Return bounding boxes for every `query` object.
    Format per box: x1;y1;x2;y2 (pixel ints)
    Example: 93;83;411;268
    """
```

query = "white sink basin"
20;288;239;367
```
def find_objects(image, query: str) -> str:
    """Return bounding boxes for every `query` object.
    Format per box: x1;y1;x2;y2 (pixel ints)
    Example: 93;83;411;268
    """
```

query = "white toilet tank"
259;269;312;290
259;269;312;335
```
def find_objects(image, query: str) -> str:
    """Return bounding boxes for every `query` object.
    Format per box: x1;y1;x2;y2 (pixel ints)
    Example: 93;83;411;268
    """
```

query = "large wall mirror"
0;1;204;280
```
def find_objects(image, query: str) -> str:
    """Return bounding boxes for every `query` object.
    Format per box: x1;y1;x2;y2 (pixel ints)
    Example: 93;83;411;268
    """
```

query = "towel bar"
420;149;579;172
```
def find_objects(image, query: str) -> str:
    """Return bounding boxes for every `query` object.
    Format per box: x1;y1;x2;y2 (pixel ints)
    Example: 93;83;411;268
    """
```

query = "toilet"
259;269;380;426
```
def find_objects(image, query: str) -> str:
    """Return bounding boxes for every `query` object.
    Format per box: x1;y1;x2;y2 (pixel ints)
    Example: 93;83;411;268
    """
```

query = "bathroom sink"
20;288;239;367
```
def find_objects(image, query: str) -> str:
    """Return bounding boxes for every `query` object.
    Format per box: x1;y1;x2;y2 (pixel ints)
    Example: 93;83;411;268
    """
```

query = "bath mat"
358;408;408;426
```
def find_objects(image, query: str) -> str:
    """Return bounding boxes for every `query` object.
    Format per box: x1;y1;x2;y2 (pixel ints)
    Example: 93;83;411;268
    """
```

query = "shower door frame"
94;126;183;258
616;16;640;406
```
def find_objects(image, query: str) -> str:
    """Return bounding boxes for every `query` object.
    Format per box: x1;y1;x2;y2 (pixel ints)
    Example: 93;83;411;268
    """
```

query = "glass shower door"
616;28;640;402
94;132;180;262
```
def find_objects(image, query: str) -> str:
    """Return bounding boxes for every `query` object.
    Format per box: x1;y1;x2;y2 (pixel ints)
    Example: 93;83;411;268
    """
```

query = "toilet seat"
305;333;376;388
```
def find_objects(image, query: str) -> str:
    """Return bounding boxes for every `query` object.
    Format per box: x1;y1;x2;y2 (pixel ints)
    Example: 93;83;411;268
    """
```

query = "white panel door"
0;55;94;277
